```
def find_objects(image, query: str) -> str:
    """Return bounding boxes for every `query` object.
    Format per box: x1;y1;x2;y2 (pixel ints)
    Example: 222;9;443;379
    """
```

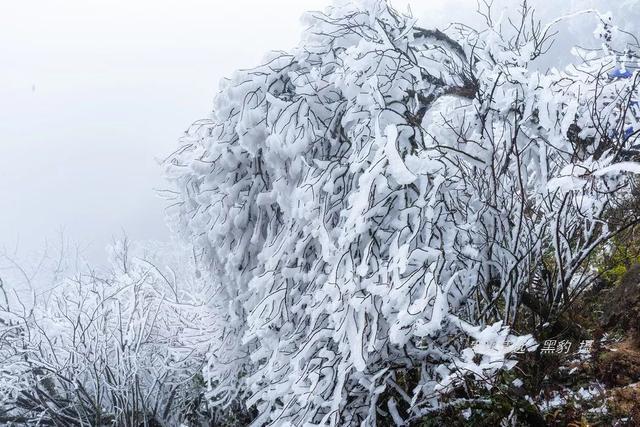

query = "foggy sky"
0;0;327;264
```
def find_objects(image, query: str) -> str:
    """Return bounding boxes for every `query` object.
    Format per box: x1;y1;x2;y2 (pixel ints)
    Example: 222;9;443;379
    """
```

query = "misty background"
0;0;633;269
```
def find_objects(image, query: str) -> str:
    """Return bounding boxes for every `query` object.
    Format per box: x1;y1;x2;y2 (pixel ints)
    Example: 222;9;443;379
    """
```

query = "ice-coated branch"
165;1;640;425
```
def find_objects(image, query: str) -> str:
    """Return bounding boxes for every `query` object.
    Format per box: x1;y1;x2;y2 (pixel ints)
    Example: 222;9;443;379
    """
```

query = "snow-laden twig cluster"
165;1;640;424
0;241;219;425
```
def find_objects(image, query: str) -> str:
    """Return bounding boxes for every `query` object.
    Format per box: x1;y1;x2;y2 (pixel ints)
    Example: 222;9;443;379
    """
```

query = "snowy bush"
165;0;640;425
0;241;220;426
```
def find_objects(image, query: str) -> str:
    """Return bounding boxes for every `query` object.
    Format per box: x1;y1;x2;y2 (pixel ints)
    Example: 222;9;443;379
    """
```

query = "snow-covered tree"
0;0;638;425
162;0;640;425
0;241;222;426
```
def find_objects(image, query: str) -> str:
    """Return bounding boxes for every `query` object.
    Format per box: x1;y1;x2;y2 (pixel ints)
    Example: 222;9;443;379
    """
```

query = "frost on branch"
0;241;219;425
166;1;640;425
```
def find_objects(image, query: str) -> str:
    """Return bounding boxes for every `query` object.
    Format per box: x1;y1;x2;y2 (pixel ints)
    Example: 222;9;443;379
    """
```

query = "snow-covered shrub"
0;241;218;426
165;1;640;425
